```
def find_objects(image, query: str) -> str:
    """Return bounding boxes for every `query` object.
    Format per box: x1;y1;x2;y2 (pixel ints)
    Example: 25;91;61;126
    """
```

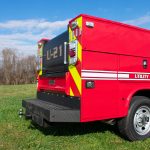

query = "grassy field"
0;84;150;150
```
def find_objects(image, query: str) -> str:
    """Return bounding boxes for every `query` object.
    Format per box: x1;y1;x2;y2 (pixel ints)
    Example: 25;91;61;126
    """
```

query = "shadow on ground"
28;121;122;138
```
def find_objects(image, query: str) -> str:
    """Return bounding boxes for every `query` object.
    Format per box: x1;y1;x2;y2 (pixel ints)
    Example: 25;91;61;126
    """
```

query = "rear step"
22;99;80;126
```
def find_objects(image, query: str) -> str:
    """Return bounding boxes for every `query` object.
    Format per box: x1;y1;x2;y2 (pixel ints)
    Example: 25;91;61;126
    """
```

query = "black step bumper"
22;97;80;126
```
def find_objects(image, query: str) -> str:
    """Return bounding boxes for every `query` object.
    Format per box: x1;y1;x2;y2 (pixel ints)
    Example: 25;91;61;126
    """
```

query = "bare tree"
0;48;36;85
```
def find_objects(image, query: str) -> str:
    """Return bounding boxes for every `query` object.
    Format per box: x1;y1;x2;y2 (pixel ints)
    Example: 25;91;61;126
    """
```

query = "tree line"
0;48;37;85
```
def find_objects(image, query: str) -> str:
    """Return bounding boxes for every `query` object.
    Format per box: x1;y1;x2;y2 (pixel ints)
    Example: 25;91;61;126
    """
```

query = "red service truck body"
23;14;150;141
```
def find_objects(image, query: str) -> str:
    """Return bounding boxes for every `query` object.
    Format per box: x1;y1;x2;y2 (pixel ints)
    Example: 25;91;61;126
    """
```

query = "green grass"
1;84;150;150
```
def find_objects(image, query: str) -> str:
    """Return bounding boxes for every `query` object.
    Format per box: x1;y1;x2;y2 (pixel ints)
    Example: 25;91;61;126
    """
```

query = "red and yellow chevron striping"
68;16;82;96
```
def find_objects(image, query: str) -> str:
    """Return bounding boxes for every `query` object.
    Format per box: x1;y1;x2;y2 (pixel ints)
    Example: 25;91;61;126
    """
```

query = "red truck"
22;14;150;141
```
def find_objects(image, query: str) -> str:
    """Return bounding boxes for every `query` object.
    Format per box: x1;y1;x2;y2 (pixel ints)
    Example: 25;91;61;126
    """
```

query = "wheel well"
133;90;150;99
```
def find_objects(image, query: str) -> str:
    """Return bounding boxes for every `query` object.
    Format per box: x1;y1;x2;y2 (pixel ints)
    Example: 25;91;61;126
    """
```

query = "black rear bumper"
22;92;80;126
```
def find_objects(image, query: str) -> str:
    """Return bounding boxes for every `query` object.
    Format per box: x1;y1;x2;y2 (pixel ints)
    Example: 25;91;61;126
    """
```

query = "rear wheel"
118;96;150;141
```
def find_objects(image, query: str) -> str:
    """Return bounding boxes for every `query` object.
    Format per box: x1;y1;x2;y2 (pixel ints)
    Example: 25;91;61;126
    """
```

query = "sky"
0;0;150;56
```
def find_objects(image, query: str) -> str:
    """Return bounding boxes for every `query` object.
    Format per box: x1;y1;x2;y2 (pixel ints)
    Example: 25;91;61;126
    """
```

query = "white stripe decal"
81;72;117;78
118;71;150;75
82;78;150;81
82;69;117;73
82;70;150;75
118;74;129;78
82;78;117;80
118;79;150;81
81;69;150;81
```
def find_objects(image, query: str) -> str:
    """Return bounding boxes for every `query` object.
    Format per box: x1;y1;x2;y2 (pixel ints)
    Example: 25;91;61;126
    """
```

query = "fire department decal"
131;74;149;79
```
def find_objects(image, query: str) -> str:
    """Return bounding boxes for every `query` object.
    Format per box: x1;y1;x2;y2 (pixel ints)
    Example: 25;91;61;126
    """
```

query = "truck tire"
118;96;150;141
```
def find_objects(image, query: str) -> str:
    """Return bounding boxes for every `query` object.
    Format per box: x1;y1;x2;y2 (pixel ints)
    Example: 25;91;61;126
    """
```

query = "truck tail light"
69;40;78;65
69;49;76;57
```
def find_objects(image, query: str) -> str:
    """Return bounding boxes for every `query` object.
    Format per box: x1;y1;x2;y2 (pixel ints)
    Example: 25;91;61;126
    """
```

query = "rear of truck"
22;16;83;126
22;14;150;141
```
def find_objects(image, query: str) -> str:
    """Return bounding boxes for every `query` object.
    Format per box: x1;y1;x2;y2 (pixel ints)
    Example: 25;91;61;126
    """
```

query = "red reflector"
69;50;76;57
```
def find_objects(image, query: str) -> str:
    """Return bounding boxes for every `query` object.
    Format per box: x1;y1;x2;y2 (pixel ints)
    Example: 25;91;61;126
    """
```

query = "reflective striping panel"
77;42;82;61
68;16;82;96
70;87;74;96
69;66;81;94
